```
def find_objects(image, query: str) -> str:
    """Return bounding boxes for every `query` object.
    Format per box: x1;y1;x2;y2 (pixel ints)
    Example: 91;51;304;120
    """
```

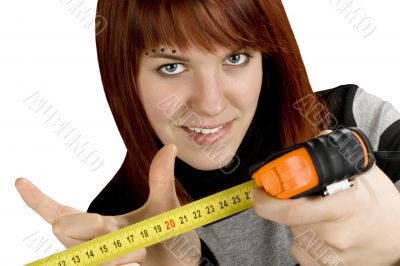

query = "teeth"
187;125;223;135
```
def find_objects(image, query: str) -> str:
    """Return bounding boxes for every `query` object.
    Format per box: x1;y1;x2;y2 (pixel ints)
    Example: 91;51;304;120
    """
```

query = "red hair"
95;0;329;207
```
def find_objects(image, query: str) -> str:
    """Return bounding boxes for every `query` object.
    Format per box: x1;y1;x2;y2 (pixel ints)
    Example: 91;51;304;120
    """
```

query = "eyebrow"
148;53;191;62
147;47;248;62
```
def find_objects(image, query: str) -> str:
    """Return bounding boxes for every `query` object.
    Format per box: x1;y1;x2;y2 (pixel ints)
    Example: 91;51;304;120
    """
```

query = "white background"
1;0;399;265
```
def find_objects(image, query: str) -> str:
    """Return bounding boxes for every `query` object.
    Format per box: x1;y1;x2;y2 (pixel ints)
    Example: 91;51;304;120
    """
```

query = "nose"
189;71;227;116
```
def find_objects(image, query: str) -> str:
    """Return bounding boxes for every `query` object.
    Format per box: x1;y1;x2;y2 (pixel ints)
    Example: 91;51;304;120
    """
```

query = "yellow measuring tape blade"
26;180;257;266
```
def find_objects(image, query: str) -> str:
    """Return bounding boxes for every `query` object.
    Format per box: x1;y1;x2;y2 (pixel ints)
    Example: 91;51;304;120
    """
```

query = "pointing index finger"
15;178;80;224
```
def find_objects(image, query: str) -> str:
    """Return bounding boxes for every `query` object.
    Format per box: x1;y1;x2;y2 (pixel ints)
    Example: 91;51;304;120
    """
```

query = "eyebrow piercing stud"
144;48;177;56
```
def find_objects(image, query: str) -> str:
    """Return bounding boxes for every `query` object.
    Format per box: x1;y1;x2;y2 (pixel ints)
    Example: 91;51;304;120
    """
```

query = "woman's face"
137;44;263;170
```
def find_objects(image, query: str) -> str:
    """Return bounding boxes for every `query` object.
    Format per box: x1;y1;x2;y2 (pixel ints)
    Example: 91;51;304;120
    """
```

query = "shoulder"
316;84;400;150
315;84;359;126
87;157;143;215
315;84;361;129
87;172;129;215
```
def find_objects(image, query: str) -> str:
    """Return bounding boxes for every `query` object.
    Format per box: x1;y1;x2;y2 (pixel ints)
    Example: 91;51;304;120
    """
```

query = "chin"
180;153;235;171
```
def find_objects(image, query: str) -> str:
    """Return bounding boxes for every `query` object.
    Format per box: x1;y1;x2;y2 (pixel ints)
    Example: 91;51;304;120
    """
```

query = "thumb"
114;144;180;227
316;129;332;137
147;144;180;210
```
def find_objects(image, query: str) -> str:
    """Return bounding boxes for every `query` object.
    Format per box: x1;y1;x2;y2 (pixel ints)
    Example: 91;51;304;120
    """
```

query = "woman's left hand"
250;150;400;265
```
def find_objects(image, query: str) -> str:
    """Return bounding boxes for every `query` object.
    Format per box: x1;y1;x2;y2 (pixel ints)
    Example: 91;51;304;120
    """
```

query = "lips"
181;120;234;146
184;122;227;129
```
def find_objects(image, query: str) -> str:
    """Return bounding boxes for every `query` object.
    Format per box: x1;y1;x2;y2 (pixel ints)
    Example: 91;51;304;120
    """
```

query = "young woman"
16;0;400;265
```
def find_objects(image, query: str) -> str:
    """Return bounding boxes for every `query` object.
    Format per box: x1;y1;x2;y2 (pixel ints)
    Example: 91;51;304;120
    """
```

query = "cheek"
137;75;171;126
229;65;263;109
138;75;188;132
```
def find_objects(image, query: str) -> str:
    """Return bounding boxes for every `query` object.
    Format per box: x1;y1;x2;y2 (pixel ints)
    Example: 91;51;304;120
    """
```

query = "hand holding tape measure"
16;127;400;265
16;144;201;266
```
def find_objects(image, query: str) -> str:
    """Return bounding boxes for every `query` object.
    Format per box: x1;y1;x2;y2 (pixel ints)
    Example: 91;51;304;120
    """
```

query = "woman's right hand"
16;144;201;266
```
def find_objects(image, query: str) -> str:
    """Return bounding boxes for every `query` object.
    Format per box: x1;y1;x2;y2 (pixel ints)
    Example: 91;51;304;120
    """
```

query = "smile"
180;120;234;145
186;125;224;135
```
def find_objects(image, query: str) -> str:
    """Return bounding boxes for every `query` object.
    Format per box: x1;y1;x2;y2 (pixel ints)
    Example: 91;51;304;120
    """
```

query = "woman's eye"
157;53;251;76
224;53;249;66
158;63;186;75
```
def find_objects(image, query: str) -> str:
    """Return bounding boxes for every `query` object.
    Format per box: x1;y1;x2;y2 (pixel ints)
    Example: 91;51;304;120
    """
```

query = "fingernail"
171;144;177;155
249;189;256;200
15;178;27;191
250;188;267;201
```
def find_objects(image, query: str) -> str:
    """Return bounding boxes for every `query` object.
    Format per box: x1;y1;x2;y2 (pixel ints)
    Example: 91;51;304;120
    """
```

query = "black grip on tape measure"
294;127;375;198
